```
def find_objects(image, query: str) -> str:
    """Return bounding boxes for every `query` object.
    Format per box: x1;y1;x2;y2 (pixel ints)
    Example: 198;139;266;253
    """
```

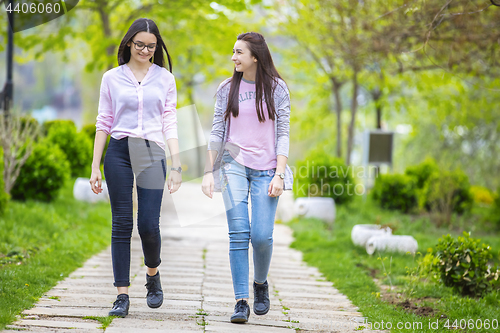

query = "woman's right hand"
90;166;103;194
201;172;214;199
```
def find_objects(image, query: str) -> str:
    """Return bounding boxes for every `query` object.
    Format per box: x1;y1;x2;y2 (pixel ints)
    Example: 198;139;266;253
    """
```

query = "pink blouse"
227;79;276;170
96;63;177;151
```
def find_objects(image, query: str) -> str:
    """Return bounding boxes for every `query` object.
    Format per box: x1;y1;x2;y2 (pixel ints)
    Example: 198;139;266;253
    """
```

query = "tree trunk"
97;5;114;70
331;77;343;159
372;87;382;129
370;87;382;177
376;103;382;129
346;70;358;165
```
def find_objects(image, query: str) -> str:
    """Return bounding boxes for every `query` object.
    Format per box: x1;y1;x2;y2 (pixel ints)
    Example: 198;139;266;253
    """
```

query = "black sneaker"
108;294;129;317
253;281;270;315
230;300;250;323
145;271;163;308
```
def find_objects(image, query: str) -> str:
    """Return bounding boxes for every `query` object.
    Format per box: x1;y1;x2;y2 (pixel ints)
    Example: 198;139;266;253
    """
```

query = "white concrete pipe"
73;177;109;203
293;197;335;224
351;224;392;247
366;235;418;255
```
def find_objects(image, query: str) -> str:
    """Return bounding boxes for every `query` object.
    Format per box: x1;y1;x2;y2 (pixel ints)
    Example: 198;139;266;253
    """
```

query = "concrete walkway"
5;183;369;332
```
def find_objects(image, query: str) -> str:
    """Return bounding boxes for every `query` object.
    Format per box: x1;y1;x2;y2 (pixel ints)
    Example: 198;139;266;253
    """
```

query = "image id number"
6;2;61;14
444;319;498;330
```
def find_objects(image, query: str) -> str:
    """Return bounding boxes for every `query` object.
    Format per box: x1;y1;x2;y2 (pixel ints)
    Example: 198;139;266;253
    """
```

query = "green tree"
275;0;500;166
4;1;258;175
13;1;256;77
396;0;500;77
397;72;500;190
276;0;415;164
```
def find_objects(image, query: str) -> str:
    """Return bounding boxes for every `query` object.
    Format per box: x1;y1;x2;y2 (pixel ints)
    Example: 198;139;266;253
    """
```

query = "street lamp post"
1;0;14;117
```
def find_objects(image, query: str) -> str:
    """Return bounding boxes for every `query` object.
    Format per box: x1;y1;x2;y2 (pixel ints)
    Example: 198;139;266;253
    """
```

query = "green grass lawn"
0;180;112;330
288;196;500;332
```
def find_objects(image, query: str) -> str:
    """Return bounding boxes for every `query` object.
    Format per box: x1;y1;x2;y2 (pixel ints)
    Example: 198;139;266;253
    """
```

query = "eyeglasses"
131;40;156;52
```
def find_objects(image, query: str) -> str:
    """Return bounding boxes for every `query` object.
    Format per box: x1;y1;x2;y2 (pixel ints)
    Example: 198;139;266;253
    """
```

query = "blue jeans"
104;137;166;287
220;150;279;299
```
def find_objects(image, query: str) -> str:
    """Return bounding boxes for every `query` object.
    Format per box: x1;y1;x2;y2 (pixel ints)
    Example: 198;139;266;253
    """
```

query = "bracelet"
204;170;213;175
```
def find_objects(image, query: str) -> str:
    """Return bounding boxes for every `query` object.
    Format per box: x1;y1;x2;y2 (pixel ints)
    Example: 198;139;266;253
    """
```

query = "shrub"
0;147;10;215
405;157;439;189
19;116;40;136
293;148;355;205
405;251;440;295
45;121;92;177
489;188;500;228
11;140;71;202
372;174;418;213
420;169;473;216
418;252;440;280
80;123;96;143
433;232;500;297
42;119;76;136
470;185;494;205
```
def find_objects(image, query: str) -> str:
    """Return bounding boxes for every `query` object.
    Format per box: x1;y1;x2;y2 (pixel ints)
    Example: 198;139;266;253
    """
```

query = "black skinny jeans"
104;136;167;287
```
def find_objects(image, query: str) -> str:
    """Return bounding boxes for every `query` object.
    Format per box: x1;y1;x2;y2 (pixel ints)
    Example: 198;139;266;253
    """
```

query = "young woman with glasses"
89;18;182;318
201;32;293;323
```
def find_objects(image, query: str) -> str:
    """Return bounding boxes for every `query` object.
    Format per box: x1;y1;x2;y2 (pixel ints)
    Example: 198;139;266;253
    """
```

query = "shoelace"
235;300;248;312
255;284;267;303
112;297;127;309
145;279;162;296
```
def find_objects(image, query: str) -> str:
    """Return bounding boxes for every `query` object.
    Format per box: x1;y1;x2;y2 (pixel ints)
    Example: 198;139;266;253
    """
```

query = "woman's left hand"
268;176;284;197
168;170;182;194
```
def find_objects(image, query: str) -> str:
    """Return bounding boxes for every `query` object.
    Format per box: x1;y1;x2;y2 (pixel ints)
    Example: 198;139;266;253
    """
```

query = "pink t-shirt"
227;78;276;170
96;63;177;151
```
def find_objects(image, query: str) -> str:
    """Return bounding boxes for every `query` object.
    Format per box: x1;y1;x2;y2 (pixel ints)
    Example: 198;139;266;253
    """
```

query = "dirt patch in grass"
397;299;435;317
379;291;439;318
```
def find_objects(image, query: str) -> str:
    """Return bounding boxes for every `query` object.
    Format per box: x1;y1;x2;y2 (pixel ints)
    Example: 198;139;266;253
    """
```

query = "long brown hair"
224;32;284;123
117;18;172;72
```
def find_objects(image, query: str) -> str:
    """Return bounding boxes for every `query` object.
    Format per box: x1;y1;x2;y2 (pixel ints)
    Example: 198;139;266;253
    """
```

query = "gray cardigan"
207;77;294;192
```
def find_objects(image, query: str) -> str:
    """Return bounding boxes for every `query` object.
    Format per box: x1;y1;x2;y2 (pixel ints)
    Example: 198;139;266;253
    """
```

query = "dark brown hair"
224;32;284;122
117;18;172;72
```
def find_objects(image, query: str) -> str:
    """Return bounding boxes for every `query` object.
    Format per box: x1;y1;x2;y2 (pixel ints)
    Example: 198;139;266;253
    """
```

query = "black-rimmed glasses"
131;40;156;52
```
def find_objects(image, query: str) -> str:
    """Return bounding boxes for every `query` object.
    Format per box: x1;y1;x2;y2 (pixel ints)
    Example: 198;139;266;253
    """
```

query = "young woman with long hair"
89;18;182;318
201;32;293;323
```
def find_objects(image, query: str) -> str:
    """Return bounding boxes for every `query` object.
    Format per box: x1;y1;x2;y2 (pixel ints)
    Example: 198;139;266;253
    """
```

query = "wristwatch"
171;166;182;174
276;172;285;180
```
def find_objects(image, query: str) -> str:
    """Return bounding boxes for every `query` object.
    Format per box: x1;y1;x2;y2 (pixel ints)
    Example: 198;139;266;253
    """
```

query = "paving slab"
5;183;384;332
37;297;200;310
23;307;108;318
204;321;295;332
106;329;200;333
281;299;357;310
106;317;202;330
205;315;292;329
6;327;102;333
11;319;101;330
